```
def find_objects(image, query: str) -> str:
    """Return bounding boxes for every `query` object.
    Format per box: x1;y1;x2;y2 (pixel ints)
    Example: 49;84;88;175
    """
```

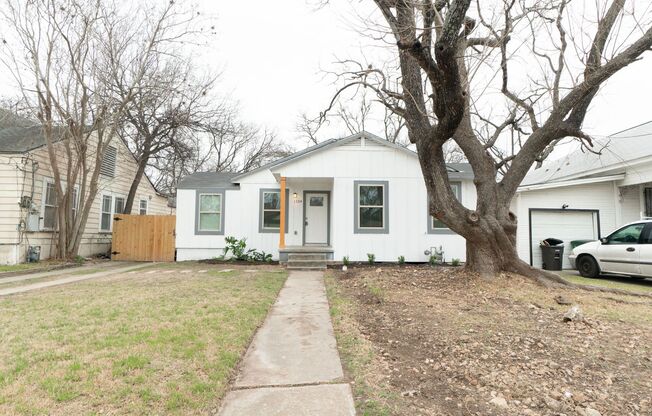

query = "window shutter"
100;146;117;177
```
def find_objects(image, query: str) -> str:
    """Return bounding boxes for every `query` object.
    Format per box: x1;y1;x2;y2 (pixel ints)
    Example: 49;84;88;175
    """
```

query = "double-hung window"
71;188;79;219
100;195;113;232
354;181;389;234
428;182;461;233
139;199;148;215
43;182;58;230
195;190;224;235
114;197;125;215
258;189;289;233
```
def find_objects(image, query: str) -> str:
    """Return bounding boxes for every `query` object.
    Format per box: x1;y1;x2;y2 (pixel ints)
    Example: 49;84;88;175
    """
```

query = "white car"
569;220;652;278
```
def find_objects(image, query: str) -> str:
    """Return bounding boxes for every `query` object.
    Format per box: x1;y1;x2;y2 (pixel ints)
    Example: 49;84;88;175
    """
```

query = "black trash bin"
540;238;564;271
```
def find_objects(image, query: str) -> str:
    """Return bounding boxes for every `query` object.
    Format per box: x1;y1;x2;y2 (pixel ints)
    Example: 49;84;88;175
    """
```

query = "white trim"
98;191;127;233
139;198;148;215
41;178;57;231
40;178;80;232
517;174;625;192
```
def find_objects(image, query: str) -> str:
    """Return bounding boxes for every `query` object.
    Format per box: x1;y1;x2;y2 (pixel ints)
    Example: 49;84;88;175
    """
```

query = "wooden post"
279;176;286;249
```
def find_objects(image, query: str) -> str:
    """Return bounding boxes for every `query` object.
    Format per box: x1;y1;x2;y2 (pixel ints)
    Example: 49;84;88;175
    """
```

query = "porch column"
279;176;286;249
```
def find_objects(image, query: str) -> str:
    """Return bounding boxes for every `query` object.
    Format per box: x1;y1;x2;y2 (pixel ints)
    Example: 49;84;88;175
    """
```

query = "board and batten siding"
176;137;476;262
0;135;171;264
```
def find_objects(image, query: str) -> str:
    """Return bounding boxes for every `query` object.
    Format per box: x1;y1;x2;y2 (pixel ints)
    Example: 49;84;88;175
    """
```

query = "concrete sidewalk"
0;262;149;296
218;271;355;416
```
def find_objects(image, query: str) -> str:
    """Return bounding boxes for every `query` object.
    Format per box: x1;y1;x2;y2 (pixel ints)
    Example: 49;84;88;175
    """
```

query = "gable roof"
0;118;166;194
231;131;473;181
520;120;652;188
177;172;240;190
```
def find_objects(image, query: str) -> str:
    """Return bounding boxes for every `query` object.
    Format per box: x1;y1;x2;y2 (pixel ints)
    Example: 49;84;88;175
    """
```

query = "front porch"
276;176;333;254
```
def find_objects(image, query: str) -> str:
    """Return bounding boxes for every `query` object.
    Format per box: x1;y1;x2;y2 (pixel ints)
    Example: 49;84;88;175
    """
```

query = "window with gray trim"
258;189;289;233
194;189;225;235
428;182;461;234
354;181;389;234
198;193;222;232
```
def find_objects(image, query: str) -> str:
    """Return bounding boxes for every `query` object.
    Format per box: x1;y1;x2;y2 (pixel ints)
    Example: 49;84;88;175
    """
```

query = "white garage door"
530;210;599;269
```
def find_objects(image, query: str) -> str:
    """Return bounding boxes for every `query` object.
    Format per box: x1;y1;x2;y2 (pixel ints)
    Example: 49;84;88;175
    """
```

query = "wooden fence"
111;215;176;262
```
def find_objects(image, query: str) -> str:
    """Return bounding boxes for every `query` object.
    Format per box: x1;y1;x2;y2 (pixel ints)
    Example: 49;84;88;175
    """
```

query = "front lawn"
0;264;286;415
326;266;652;416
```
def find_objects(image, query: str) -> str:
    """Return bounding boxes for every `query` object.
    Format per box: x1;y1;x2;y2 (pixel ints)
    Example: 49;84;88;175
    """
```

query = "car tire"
577;255;600;278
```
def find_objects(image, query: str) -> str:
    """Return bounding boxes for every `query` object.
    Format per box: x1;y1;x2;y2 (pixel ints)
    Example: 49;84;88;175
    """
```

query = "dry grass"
0;264;286;415
326;266;652;415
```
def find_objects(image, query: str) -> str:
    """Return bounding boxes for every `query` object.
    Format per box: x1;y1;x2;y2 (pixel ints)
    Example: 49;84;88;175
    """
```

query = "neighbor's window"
43;182;57;229
100;195;112;231
198;193;222;231
100;145;117;177
262;191;281;229
431;182;461;229
72;188;79;219
353;181;389;234
139;199;148;215
114;197;125;215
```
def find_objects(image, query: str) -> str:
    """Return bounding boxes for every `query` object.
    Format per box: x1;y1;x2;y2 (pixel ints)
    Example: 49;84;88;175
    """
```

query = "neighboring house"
176;132;476;263
514;120;652;269
0;118;173;265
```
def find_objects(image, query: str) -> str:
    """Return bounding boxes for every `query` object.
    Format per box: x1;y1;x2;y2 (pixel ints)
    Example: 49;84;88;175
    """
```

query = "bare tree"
203;113;292;172
116;60;215;214
324;0;652;282
0;0;202;259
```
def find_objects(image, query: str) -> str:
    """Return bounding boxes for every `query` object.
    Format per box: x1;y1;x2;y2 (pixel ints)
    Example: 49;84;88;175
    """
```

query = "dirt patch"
327;267;652;416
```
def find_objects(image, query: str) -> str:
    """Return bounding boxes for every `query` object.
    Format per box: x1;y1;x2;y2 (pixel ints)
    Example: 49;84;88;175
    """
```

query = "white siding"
515;182;619;265
177;140;475;262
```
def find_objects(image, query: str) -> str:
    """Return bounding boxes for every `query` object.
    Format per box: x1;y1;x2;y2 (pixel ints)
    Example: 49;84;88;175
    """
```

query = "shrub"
221;236;271;262
429;254;439;266
398;255;405;265
342;256;350;266
451;258;461;267
74;255;85;265
367;253;375;264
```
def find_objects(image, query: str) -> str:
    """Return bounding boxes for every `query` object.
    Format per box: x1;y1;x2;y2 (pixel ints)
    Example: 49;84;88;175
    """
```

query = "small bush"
342;256;350;266
221;236;272;262
429;254;439;266
398;255;405;265
74;255;85;265
451;258;461;267
367;253;375;264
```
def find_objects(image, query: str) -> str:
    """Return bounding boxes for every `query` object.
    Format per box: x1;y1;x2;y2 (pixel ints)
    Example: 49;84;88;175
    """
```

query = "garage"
529;209;600;269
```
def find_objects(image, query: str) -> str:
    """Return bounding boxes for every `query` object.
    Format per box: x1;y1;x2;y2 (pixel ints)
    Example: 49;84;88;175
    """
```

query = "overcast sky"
200;0;652;151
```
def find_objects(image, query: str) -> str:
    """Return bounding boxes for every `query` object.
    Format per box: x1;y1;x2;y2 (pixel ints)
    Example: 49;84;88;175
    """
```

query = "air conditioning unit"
25;213;40;232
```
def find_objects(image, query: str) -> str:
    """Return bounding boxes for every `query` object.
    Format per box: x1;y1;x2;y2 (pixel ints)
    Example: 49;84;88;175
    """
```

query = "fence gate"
111;215;176;262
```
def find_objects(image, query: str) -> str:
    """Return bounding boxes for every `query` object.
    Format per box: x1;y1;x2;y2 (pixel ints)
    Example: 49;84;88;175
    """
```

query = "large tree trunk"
124;153;149;214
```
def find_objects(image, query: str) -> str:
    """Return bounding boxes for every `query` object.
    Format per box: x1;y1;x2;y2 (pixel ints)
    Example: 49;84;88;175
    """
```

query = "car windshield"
607;223;645;244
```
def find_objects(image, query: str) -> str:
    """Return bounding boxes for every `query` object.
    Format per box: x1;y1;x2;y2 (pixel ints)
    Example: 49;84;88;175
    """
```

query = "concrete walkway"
0;262;149;296
218;271;356;416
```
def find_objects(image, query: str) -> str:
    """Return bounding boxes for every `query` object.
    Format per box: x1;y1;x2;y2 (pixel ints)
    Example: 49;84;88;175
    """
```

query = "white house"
514;120;652;269
175;132;476;263
0;112;173;264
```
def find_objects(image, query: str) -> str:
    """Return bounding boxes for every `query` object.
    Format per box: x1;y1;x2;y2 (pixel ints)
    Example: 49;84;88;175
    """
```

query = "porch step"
287;253;327;261
286;253;327;270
